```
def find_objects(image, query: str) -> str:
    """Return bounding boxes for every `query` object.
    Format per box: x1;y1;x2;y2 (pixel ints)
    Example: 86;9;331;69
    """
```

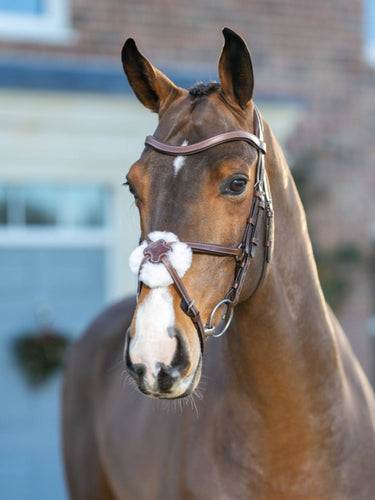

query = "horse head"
122;28;273;399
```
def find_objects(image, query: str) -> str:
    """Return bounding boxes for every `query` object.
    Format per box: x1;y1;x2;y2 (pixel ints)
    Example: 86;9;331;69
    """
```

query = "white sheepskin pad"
129;231;193;288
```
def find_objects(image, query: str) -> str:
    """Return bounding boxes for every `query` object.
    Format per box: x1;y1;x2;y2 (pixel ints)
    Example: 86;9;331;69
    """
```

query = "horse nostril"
134;363;146;378
127;357;146;383
125;337;146;382
157;366;177;392
171;329;190;375
155;331;191;393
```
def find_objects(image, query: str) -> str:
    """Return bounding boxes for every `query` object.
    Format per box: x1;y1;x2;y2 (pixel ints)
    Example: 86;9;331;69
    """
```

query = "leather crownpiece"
143;239;173;263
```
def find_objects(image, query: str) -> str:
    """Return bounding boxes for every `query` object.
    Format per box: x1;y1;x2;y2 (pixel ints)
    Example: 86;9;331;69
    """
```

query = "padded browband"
145;130;267;156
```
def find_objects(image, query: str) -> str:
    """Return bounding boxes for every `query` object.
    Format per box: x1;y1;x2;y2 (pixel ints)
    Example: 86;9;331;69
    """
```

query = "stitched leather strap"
145;130;266;156
160;256;205;353
185;242;243;258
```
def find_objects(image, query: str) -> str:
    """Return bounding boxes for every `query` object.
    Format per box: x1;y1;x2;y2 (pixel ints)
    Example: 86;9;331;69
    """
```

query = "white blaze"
131;288;177;377
173;140;188;175
128;230;194;391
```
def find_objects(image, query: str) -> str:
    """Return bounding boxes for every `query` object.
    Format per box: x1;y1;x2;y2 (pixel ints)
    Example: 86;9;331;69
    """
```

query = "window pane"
365;0;375;44
0;0;43;14
6;186;26;225
0;184;108;228
364;0;375;63
61;187;107;227
25;186;58;226
0;186;7;224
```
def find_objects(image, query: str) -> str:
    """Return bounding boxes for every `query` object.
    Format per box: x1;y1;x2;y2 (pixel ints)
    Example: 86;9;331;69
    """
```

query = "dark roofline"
0;56;306;105
0;56;199;93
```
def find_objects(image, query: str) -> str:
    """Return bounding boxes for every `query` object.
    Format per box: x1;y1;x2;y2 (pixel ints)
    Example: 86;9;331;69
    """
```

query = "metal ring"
204;299;234;338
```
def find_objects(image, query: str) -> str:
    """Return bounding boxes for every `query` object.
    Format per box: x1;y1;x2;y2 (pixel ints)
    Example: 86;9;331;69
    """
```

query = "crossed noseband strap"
132;235;236;354
140;238;206;353
132;106;274;354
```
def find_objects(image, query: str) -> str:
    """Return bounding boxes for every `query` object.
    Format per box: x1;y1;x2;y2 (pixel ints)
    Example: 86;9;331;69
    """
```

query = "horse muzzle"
124;316;202;399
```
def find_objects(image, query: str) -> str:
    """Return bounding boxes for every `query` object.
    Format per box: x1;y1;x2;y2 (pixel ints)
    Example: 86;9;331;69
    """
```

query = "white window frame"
365;41;375;66
364;0;375;65
0;0;74;44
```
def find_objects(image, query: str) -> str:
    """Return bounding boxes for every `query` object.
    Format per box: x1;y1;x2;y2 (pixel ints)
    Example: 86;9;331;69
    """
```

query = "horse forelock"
189;82;220;98
189;82;221;111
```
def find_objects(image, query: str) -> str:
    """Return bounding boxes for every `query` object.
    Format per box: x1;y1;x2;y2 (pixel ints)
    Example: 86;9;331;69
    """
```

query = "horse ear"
218;28;254;109
121;38;180;113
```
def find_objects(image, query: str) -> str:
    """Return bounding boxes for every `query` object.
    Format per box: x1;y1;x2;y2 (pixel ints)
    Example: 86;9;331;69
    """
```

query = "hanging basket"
12;328;70;386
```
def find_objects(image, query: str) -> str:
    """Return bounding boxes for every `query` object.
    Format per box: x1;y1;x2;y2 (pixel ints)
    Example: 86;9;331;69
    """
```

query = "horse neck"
225;125;341;421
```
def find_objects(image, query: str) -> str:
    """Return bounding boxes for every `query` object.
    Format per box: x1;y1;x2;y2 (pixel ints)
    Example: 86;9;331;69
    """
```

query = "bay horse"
63;28;375;499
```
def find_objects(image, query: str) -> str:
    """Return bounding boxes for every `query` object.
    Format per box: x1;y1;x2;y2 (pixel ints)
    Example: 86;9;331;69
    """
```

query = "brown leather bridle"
138;105;273;354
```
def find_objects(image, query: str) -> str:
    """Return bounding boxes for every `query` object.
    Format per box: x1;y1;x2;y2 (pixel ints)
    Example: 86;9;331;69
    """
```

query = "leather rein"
139;106;273;354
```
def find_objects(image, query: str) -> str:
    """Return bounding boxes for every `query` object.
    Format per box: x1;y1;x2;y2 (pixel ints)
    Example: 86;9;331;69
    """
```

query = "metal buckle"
204;299;234;338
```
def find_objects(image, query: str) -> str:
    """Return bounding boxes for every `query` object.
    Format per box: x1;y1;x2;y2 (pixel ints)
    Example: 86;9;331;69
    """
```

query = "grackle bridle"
137;105;273;353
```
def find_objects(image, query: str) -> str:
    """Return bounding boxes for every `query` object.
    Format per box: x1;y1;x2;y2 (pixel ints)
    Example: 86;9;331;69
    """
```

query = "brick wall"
0;1;363;72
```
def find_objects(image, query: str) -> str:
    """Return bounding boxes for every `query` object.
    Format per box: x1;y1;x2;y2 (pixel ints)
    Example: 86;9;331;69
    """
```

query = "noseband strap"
139;106;273;354
159;255;205;354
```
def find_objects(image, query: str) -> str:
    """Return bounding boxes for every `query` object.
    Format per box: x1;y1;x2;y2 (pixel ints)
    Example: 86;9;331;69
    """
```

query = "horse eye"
227;178;248;194
124;181;138;199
